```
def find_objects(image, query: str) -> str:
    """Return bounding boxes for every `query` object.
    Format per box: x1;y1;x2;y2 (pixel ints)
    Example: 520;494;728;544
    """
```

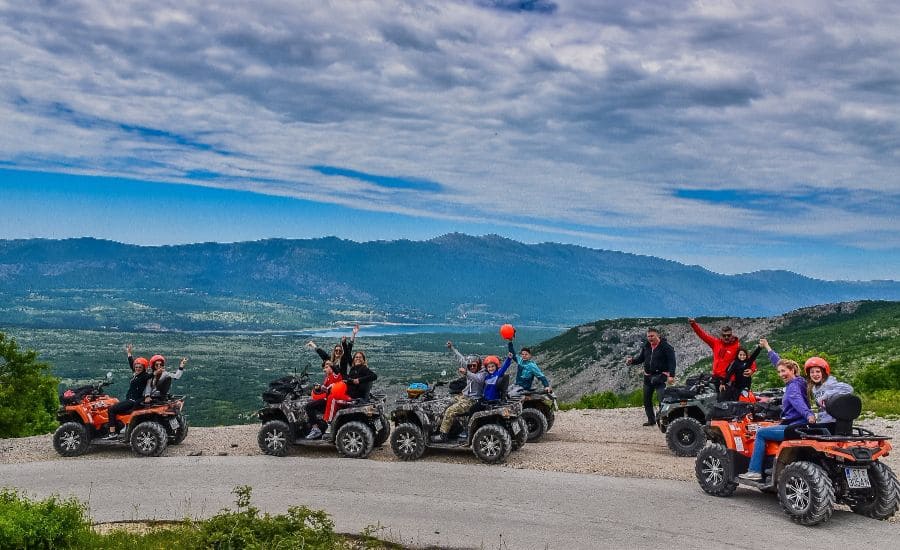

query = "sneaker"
642;420;655;426
102;432;119;440
457;431;469;440
739;471;763;481
305;426;323;440
430;433;448;443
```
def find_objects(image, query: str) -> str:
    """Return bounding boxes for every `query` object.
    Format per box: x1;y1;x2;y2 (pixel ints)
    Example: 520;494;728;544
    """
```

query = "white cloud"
0;0;898;275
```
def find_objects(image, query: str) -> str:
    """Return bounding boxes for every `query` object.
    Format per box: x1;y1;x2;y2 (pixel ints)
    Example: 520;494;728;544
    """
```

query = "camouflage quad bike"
389;380;525;464
508;386;558;442
656;373;721;457
257;369;390;459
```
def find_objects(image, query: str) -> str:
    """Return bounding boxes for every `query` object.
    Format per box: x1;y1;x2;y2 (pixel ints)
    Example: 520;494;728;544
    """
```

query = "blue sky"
1;1;898;280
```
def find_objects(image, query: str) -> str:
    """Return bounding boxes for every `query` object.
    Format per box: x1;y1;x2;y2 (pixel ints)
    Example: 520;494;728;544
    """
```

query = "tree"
0;332;59;437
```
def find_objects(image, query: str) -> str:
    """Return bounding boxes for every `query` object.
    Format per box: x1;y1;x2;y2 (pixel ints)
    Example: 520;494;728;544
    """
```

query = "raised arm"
689;319;716;347
447;341;468;370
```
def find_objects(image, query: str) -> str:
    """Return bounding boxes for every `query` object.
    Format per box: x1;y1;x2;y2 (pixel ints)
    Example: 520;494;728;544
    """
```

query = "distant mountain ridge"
0;235;898;330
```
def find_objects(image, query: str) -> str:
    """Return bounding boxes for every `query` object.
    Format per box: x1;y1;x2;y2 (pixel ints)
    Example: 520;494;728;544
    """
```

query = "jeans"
748;424;788;473
643;377;665;422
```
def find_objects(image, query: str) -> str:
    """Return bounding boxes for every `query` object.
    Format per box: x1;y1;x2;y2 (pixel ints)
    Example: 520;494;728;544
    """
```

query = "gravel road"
3;408;898;483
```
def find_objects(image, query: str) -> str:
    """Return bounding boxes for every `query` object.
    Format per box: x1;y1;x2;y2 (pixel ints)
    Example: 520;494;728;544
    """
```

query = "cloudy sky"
1;0;898;280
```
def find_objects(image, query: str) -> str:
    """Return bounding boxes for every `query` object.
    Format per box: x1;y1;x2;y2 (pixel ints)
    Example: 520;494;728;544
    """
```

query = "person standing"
626;328;677;426
688;318;741;389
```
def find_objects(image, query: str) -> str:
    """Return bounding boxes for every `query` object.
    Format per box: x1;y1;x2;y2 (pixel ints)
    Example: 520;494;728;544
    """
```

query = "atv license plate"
169;418;180;430
511;421;521;435
845;467;871;489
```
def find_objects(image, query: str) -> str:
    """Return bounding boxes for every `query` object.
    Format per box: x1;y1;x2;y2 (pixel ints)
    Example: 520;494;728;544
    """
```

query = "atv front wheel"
695;443;738;497
666;417;706;457
373;414;391;448
390;423;425;461
521;408;548;442
170;415;189;445
849;462;900;520
258;420;290;457
511;418;528;451
472;424;512;464
778;461;835;525
336;421;375;459
130;422;169;457
53;422;90;457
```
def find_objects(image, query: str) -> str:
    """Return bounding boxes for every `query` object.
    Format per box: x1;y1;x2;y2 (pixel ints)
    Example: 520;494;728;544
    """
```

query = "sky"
0;0;898;281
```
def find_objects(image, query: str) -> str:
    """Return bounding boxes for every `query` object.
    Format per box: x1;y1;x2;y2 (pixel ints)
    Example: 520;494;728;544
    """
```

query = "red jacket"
690;320;741;378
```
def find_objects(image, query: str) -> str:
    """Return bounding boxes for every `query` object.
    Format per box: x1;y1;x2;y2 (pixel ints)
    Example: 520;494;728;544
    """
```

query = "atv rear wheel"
778;461;835;525
849;462;900;520
336;421;375;458
666;417;706;457
390;423;425;461
373;414;390;448
53;422;90;457
521;408;548;442
472;424;512;464
130;422;168;457
695;443;738;497
258;420;290;457
511;418;528;451
170;415;189;445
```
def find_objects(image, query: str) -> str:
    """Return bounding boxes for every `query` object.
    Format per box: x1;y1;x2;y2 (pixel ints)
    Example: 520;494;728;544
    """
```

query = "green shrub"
0;489;92;550
0;332;60;437
853;359;900;393
860;390;900;417
561;388;644;410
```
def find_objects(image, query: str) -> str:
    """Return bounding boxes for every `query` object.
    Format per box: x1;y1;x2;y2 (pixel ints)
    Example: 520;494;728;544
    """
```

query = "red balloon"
500;324;516;340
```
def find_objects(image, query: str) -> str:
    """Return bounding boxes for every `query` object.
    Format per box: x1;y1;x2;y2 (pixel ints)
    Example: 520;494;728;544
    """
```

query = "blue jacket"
508;342;550;389
483;357;513;401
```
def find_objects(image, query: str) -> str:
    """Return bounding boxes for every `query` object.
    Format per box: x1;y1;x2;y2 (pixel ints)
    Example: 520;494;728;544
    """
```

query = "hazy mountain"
0;235;898;330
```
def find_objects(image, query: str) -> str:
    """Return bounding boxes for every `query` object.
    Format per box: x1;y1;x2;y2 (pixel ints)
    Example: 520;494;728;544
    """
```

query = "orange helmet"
483;355;501;367
149;355;166;368
804;357;831;377
133;357;150;369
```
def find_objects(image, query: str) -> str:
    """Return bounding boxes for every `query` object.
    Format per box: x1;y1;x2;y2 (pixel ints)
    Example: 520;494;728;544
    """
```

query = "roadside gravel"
4;408;898;483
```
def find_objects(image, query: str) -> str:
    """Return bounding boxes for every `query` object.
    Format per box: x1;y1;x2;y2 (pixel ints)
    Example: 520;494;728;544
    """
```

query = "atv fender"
391;409;430;429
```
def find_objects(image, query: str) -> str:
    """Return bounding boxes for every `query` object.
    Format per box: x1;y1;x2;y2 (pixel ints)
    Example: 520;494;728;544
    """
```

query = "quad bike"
696;393;898;526
656;373;719;456
389;380;524;464
657;372;784;457
256;368;389;459
508;386;558;442
53;372;188;458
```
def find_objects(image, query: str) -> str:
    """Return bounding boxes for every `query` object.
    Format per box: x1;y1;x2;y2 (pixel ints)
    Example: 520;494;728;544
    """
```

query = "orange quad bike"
696;394;898;526
53;372;188;458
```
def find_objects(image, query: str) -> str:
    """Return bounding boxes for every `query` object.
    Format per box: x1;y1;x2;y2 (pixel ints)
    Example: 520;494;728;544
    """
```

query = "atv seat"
824;393;862;436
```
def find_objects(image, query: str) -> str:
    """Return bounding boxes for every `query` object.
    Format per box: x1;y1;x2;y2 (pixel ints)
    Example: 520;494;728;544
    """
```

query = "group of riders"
103;343;188;439
628;319;855;481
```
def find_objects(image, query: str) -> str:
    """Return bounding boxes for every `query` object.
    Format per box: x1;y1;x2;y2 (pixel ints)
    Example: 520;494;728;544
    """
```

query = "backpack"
262;376;301;404
61;385;94;404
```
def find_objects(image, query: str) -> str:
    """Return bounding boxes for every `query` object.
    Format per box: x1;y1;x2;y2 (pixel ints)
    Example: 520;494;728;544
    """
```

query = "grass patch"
560;388;643;410
0;486;403;550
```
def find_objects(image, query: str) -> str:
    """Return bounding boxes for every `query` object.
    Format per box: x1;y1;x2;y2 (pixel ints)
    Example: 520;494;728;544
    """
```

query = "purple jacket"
782;376;812;424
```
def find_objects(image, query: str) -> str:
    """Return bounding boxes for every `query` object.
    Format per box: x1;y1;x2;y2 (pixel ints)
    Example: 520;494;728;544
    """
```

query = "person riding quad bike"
696;361;898;525
389;375;525;464
53;370;188;457
256;365;389;459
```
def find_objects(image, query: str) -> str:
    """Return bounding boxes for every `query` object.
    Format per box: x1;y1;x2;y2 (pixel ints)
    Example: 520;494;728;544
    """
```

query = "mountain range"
0;234;898;330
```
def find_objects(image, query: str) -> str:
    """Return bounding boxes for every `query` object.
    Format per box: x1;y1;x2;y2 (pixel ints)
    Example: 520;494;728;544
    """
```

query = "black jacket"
125;371;151;402
345;365;377;399
630;339;677;380
315;339;354;377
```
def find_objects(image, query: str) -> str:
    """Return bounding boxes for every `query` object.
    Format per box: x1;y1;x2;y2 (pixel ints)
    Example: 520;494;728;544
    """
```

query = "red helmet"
149;354;166;367
133;357;150;369
804;357;831;377
483;355;501;367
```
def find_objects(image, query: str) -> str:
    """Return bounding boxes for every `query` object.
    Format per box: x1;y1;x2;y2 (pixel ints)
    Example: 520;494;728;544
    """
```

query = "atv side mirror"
106;371;113;380
440;370;447;377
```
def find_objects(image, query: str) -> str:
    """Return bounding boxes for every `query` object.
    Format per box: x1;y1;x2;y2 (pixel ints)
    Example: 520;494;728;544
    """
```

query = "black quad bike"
256;369;390;459
389;381;525;464
656;373;720;456
509;386;558;442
